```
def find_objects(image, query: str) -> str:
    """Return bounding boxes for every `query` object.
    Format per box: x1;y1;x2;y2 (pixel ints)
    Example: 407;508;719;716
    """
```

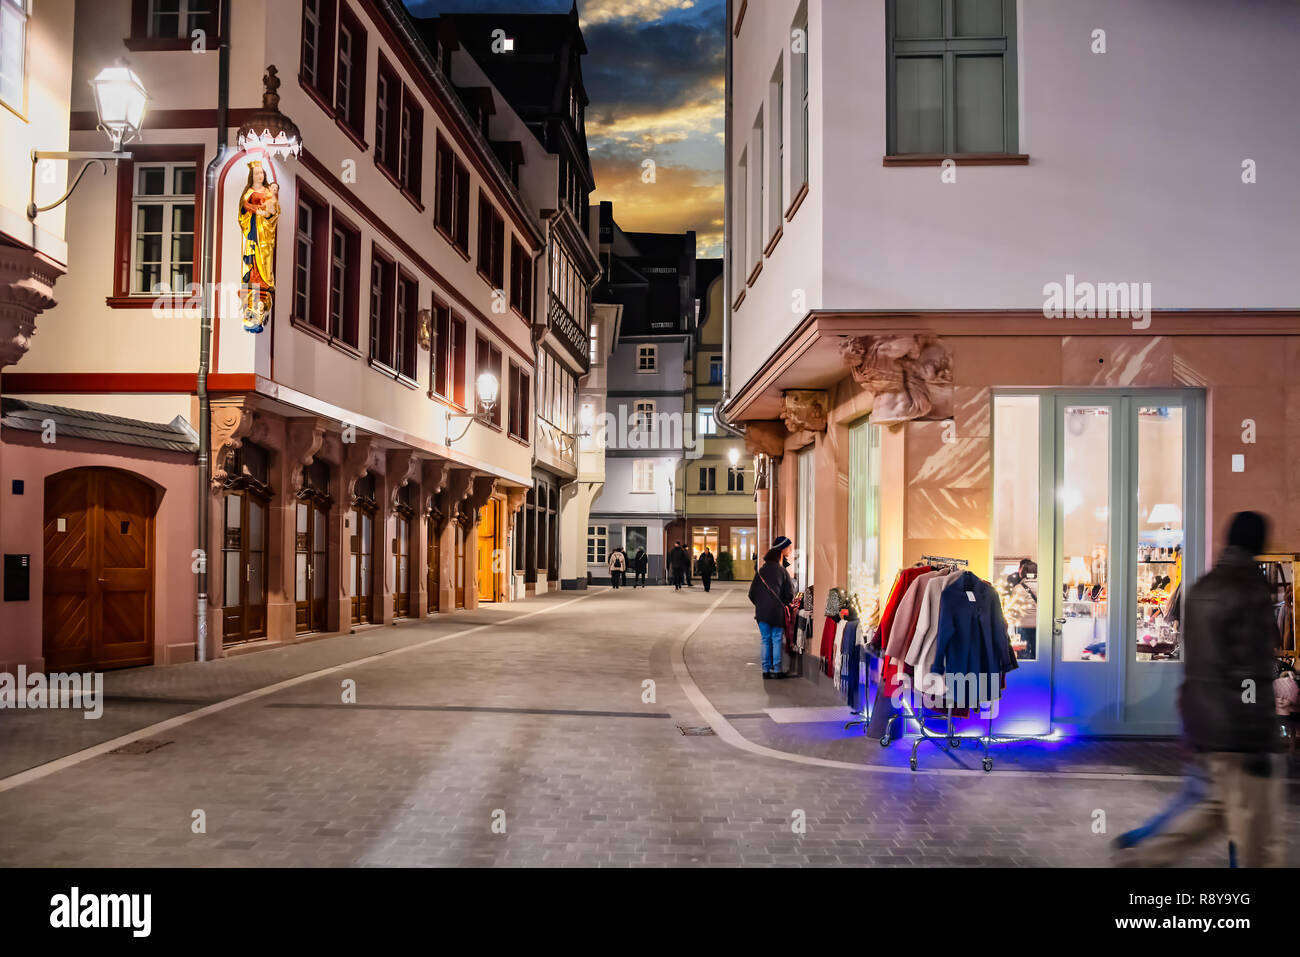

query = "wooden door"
477;499;499;603
43;468;155;671
392;513;411;618
294;499;329;634
348;508;374;624
221;491;268;643
426;516;440;613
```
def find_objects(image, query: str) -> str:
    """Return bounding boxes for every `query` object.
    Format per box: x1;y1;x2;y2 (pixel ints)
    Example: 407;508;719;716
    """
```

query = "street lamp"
27;61;148;222
446;371;500;445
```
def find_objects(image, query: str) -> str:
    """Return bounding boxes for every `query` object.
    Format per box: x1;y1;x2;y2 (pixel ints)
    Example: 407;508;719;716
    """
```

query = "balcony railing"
547;293;590;372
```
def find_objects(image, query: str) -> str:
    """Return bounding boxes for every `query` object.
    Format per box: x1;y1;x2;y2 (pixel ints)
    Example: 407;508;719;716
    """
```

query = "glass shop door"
1049;392;1203;735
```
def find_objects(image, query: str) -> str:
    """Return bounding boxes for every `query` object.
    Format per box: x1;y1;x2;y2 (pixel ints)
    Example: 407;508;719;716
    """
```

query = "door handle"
1055;617;1066;624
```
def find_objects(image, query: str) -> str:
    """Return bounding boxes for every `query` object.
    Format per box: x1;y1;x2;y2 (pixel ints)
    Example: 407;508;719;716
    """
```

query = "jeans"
758;621;784;673
701;574;712;592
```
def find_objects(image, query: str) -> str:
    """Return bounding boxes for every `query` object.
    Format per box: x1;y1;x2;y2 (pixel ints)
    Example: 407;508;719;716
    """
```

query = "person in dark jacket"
1120;511;1284;868
668;542;688;590
632;548;647;588
748;536;795;679
697;547;717;592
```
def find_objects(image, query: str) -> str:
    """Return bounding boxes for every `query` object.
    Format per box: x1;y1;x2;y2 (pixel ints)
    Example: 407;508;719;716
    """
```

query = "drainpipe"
195;1;231;662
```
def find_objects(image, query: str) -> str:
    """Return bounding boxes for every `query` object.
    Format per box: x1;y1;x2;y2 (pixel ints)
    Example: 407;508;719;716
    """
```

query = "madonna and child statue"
238;158;279;333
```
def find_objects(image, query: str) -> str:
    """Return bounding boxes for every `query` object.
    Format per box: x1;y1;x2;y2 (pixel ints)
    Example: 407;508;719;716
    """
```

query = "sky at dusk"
404;0;726;256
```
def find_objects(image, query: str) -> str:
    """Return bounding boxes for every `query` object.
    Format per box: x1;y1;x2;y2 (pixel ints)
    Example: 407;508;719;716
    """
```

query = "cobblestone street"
1;583;1295;867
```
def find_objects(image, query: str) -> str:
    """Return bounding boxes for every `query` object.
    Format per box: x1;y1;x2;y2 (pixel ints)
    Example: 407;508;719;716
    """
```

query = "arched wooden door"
44;468;156;671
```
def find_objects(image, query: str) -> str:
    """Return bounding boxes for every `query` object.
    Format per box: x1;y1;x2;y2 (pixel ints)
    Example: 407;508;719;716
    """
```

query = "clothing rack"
883;554;993;771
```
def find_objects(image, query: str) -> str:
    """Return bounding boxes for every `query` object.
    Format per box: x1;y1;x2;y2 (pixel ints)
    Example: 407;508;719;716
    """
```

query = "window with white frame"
587;525;607;565
294;200;315;321
0;0;28;111
589;323;599;366
636;344;657;373
696;406;717;437
769;59;784;233
792;7;810;191
750;112;764;267
708;355;723;385
148;0;210;39
699;466;716;493
632;460;656;493
301;0;322;86
728;466;746;493
633;399;656;432
336;18;355;127
733;150;747;295
131;163;197;294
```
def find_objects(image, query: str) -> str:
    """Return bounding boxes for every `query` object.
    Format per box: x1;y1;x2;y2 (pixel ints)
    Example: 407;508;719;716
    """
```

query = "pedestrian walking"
1117;511;1284;867
668;541;688;590
748;536;795;679
697;546;716;593
632;548;647;588
608;547;626;589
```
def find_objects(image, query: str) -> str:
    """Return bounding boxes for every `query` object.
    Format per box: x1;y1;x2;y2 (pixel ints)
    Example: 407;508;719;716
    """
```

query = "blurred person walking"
1118;511;1284;867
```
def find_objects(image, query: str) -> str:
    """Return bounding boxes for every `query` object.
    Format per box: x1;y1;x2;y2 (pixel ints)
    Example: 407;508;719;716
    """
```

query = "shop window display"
993;395;1040;660
1135;406;1184;661
1060;405;1110;662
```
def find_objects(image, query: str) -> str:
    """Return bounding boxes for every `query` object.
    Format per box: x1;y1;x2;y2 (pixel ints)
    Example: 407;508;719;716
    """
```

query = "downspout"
195;0;231;662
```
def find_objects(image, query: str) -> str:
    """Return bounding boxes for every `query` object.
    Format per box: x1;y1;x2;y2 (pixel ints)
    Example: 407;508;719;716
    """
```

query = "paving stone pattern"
0;583;1295;867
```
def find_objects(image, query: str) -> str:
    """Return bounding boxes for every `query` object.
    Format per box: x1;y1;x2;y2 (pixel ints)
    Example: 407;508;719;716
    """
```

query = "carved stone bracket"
421;459;451;516
342;433;377;502
385;448;420;507
505;486;527;517
462;475;498;527
0;245;62;369
286;418;327;496
779;390;829;434
839;335;954;426
210;399;256;491
438;467;476;534
743;420;788;459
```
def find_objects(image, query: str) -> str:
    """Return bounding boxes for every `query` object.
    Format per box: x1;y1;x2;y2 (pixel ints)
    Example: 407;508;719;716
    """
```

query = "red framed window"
334;4;367;140
477;192;505;289
299;0;336;106
128;0;221;50
394;271;419;380
328;213;361;347
293;186;331;332
435;134;471;254
508;362;531;441
509;237;532;320
375;55;400;174
475;334;503;428
368;246;396;367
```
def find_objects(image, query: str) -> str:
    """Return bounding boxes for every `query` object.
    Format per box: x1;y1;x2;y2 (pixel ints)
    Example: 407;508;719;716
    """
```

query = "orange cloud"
580;0;697;24
591;156;724;256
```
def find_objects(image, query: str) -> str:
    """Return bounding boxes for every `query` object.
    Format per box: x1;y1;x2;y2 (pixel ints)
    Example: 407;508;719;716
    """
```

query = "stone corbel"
505;486;527;517
385;448;420;507
210;399;256;491
839;334;954;426
422;460;451;516
743;420;788;459
0;245;62;369
779;390;829;434
462;475;498;527
342;433;377;502
286;418;328;496
439;467;476;533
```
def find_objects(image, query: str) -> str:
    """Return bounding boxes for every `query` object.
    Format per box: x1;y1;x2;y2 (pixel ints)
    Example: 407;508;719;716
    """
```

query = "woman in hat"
748;536;795;678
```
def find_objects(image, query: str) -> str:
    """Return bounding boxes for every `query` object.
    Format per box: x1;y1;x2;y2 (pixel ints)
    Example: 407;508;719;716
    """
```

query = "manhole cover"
677;726;715;736
109;739;173;755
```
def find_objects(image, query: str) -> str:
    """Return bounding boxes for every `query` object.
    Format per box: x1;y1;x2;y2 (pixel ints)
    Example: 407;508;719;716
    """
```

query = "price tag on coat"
966;591;976;602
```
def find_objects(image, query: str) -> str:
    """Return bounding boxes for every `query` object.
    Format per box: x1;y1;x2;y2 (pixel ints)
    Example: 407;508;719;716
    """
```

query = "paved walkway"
0;583;1294;866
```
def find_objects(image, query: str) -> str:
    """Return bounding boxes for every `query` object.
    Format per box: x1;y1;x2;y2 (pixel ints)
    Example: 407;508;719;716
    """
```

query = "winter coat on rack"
932;572;1017;705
